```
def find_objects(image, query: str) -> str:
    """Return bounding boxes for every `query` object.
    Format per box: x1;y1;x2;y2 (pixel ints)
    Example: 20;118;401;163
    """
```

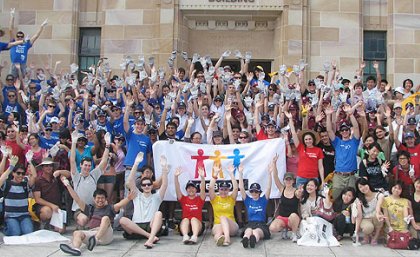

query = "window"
363;31;386;82
78;28;101;75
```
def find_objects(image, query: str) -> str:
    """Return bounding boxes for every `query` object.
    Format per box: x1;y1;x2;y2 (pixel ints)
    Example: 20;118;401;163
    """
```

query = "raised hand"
41;18;48;27
8;155;19;167
372;61;379;69
284;111;292;119
198;167;205;178
160;155;167;167
25;150;34;163
174;167;183;177
104;132;111;145
134;152;144;164
10;8;15;17
227;164;235;174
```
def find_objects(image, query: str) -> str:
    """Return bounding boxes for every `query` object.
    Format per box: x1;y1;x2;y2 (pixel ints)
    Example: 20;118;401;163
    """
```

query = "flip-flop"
60;244;81;256
216;235;225;246
87;236;96;251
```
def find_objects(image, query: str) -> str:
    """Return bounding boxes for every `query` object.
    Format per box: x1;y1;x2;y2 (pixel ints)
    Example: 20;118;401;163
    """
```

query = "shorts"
179;220;205;237
97;175;116;184
33;204;44;218
243;222;271;239
275;216;290;229
81;226;113;245
123;222;164;240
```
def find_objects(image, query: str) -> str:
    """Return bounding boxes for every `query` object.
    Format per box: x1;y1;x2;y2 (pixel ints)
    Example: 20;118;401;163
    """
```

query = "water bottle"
345;215;351;224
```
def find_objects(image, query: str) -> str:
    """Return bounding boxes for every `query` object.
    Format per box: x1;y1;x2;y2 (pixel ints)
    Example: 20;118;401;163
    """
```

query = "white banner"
153;138;286;201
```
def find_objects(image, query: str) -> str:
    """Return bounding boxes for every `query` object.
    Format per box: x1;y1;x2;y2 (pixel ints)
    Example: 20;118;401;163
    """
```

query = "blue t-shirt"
332;136;360;172
39;136;59;150
244;195;268;223
10;41;32;64
123;129;152;168
112;116;124;135
0;42;8;52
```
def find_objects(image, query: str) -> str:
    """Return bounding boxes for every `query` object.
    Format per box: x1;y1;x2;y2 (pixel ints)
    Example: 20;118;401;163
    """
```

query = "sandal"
216;235;225;246
370;239;378;246
362;236;370;245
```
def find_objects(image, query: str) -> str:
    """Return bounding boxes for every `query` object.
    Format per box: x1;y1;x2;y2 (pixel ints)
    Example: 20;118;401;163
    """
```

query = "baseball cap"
135;117;145;124
97;110;106;116
50;117;59;123
223;65;231;71
405;102;414;110
408;117;417;125
339;122;351;130
185;181;197;190
393;102;402;109
266;120;276;127
45;123;53;130
284;172;295;180
249;183;262;193
394;87;404;95
214;95;223;101
255;65;264;72
404;132;415;138
178;102;186;109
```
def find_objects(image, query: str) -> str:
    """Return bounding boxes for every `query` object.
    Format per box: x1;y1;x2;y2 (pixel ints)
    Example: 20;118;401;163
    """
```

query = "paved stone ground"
0;227;418;257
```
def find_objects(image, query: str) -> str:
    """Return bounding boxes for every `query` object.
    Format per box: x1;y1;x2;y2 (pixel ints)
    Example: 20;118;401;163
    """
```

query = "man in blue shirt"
123;99;152;195
326;103;361;199
9;8;48;78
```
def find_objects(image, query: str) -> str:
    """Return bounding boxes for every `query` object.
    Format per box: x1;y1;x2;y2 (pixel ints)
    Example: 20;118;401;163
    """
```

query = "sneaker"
241;237;249;248
87;236;96;251
281;228;289;240
189;235;198;244
216;235;225;246
183;235;190;244
60;244;81;256
291;233;298;243
249;235;256;248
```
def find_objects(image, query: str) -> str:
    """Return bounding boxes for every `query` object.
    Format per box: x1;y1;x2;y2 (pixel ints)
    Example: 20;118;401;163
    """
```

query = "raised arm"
344;104;360;140
0;155;18;188
174;167;184;200
325;105;336;141
96;132;111;171
270;154;283;192
30;19;48;45
124;98;134;133
127;152;144;190
158;155;169;200
69;131;79;175
61;177;85;212
284;111;299;148
227;164;239;199
209;166;220;201
265;162;273;200
237;164;246;200
114;189;137;212
198;167;206;200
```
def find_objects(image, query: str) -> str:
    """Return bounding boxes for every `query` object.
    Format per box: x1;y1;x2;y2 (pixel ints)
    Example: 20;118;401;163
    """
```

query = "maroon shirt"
34;175;62;206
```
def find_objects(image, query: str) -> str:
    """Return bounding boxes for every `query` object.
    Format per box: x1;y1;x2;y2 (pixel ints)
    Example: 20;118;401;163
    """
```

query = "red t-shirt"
179;195;205;221
256;130;268;141
398;144;420;175
392;166;415;186
297;144;324;178
5;140;25;165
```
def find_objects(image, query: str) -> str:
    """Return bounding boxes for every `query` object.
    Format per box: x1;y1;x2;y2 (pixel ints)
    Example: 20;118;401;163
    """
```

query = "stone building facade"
1;0;419;86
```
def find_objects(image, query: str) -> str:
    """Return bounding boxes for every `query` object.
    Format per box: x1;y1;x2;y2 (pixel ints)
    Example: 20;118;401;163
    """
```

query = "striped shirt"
1;180;29;218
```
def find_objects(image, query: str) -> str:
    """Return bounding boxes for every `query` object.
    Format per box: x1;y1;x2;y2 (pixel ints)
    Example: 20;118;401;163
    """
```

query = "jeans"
10;63;27;79
296;176;318;188
4;215;34;236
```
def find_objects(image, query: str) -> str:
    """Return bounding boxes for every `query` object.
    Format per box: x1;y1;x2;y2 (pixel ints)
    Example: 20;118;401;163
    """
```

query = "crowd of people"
0;7;419;256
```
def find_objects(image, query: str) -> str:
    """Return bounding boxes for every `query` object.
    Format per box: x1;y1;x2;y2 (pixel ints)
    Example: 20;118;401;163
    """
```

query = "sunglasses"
107;90;116;93
340;129;349;132
141;183;152;187
249;190;260;194
30;87;37;90
16;35;24;38
15;171;25;176
134;111;142;114
6;78;14;81
239;136;248;139
48;105;55;108
45;129;52;132
214;99;222;102
219;187;229;191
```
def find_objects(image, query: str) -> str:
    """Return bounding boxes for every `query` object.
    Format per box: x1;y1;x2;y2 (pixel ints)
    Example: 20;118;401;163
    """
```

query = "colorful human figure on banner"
210;150;227;178
191;149;209;178
227;148;245;175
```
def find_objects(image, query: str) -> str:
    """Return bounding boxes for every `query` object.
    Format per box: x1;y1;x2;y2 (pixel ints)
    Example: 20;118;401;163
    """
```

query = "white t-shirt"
132;189;163;223
71;167;102;211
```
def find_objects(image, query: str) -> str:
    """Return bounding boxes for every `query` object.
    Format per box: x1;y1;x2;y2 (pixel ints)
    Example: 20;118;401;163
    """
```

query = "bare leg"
252;228;264;242
39;206;53;222
144;211;163;247
76;213;89;227
220;216;238;244
120;217;150;237
180;218;191;237
190;218;202;237
269;219;286;233
72;230;86;249
288;213;300;233
96;216;111;240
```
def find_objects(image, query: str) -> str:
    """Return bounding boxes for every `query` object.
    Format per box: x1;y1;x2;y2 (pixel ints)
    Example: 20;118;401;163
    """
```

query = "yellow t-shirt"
381;196;409;232
210;195;236;224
